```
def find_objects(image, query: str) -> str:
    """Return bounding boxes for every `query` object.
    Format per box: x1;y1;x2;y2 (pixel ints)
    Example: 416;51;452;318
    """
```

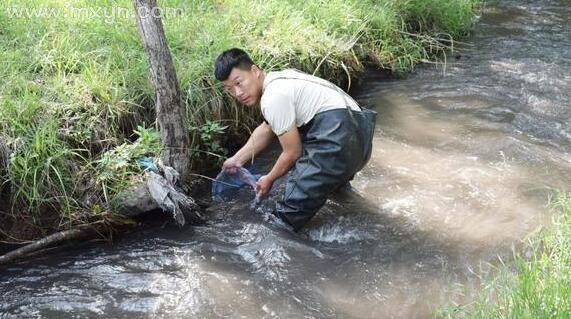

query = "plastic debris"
146;163;202;226
137;156;159;172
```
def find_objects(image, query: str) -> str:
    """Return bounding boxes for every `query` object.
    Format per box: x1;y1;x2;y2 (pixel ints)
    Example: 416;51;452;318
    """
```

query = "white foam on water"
307;222;374;244
237;241;291;282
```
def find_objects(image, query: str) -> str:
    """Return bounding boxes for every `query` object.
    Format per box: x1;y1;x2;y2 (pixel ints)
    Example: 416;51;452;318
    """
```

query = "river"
1;1;570;318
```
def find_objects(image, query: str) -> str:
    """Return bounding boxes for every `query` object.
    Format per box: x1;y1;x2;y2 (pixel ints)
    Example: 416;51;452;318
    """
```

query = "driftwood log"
0;226;97;265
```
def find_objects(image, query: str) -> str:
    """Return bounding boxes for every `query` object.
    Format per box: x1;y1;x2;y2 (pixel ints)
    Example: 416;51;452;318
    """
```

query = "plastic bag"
211;167;261;207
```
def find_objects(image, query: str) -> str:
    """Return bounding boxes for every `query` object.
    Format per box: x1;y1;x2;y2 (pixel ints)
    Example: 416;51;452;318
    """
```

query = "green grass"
440;192;571;318
0;0;480;239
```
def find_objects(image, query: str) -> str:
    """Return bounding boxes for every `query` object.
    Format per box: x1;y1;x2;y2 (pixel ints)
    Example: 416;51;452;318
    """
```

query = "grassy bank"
440;193;571;318
0;0;480;240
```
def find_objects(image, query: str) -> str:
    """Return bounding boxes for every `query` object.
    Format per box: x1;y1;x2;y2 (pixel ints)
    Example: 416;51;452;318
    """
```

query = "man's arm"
222;122;274;172
266;127;302;181
255;127;302;198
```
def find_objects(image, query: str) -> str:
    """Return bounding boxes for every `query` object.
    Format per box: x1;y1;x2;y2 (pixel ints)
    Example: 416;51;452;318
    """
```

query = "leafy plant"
191;120;228;166
95;126;161;202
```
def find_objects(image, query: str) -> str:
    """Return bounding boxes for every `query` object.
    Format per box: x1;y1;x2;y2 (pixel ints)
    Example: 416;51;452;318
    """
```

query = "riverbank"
0;0;480;242
440;193;571;318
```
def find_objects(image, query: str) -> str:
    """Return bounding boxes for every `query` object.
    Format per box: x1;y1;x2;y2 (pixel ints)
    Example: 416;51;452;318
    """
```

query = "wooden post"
133;0;191;182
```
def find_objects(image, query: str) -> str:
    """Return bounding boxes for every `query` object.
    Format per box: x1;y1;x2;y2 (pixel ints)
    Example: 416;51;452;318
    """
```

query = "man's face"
222;65;263;106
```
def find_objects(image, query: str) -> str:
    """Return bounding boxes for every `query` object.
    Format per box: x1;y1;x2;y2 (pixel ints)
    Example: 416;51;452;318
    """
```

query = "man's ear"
252;65;262;78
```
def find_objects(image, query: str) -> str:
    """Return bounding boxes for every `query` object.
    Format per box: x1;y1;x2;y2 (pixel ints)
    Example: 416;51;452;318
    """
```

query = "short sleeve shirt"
260;69;360;136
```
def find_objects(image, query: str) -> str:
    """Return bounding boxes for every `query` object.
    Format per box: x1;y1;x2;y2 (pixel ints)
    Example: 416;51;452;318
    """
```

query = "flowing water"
1;1;570;318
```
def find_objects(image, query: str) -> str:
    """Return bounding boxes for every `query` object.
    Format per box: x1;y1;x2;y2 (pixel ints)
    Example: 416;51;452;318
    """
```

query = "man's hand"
222;156;242;174
254;127;302;200
255;175;274;199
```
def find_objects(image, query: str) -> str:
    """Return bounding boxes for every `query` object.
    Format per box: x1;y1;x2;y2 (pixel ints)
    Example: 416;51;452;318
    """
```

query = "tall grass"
440;192;571;318
0;0;480;239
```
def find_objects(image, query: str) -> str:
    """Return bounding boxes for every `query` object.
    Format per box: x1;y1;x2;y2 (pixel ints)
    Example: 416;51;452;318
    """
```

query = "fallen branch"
0;226;97;265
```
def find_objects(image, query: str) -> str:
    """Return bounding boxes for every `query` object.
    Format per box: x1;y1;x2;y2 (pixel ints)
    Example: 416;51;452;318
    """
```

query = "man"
214;48;374;231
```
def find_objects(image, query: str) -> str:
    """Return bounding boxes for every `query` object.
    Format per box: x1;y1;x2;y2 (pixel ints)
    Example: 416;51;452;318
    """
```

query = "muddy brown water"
1;1;570;318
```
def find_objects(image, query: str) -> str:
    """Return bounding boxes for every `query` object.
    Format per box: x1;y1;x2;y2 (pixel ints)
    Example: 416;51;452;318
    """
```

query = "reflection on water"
1;1;570;318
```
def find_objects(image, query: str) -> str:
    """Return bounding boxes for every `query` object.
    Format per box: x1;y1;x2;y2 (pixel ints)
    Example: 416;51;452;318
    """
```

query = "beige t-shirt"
260;69;360;136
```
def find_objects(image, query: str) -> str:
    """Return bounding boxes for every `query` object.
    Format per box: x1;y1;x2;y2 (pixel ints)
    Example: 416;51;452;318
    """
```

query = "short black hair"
214;48;255;81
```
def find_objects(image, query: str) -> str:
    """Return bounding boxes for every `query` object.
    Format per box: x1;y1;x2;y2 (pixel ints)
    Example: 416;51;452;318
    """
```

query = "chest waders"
264;70;376;231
